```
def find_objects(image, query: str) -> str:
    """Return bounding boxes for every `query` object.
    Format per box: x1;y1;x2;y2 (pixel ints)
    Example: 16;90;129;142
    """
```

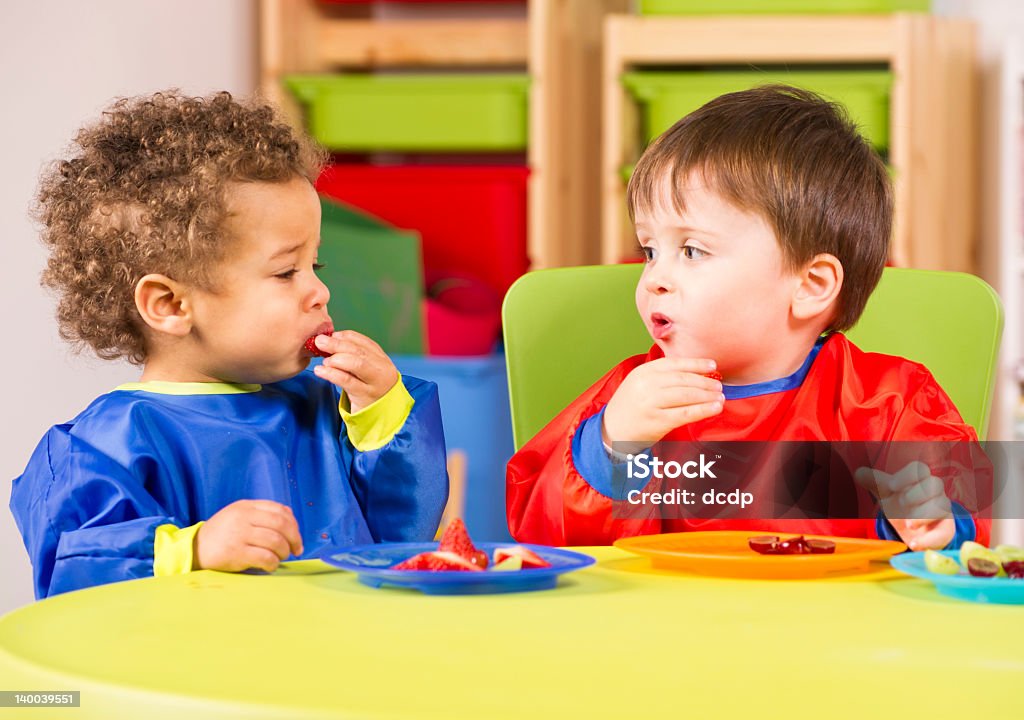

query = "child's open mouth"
650;313;673;340
303;322;335;357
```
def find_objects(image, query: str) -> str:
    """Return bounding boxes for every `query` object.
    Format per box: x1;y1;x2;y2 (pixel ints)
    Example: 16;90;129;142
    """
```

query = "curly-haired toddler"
11;90;448;598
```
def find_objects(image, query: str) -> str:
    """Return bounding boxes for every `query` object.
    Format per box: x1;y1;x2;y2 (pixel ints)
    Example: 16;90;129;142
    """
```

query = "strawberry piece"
438;518;480;562
392;551;482;572
493;546;552;569
304;334;331;358
704;370;723;381
491;555;523;572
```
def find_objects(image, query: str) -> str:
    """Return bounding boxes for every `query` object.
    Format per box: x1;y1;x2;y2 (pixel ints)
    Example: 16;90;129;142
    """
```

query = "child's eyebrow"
268;241;306;261
635;222;715;239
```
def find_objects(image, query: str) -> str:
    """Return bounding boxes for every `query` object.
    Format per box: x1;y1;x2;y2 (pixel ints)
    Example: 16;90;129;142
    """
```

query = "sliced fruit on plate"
923;549;961;575
995;544;1024;564
493;545;552;569
806;539;836;554
438;518;488;568
967;557;1001;578
776;536;810;555
959;541;1005;576
491;555;523;572
747;535;779;554
1004;560;1024;579
392;551;483;572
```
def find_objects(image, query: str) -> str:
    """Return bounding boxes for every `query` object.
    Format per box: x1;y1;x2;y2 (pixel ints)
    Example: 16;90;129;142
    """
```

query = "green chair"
502;265;1003;449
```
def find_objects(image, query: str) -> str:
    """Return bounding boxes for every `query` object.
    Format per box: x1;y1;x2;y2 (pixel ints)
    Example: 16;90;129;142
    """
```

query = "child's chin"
656;340;683;359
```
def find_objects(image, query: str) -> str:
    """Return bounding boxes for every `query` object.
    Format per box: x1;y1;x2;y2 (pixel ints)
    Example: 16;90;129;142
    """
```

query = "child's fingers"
903;495;953;525
250;507;304;556
663;400;724;427
853;467;884;495
653;371;723;393
653;386;725;410
904;518;956;551
241;545;283;573
321;351;368;379
884;461;932;494
243;499;297;517
854;462;931;500
323;350;397;389
317;330;384;358
649;357;718;376
248;527;293;561
898;474;946;511
313;361;366;393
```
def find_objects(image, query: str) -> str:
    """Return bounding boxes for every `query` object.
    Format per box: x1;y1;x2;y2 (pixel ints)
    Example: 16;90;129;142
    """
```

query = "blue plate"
890;550;1024;605
319;542;596;595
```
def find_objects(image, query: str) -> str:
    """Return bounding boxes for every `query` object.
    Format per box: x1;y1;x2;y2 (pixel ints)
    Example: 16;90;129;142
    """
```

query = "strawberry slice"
304;334;331;358
438;519;480;562
491;555;523;572
392;551;482;572
493;546;552;569
703;370;723;381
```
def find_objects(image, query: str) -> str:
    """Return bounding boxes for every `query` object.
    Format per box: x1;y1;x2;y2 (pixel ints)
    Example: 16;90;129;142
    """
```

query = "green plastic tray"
286;74;529;152
623;70;892;150
318;197;425;355
638;0;929;14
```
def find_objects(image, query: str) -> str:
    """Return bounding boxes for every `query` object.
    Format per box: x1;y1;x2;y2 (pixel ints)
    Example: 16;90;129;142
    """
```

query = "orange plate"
613;531;907;579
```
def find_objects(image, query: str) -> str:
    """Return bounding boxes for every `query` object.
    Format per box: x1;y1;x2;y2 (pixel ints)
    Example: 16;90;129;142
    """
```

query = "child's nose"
644;264;674;294
310;275;330;308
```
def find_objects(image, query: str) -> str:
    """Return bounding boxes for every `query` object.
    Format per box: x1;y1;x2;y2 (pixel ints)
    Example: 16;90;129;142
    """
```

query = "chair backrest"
503;265;1003;449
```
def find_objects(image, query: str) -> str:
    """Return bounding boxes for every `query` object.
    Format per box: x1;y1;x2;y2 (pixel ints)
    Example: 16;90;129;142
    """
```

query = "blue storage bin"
393;353;514;541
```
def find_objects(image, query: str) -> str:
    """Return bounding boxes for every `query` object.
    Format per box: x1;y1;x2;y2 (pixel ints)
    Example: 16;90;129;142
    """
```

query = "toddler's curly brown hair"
36;90;327;365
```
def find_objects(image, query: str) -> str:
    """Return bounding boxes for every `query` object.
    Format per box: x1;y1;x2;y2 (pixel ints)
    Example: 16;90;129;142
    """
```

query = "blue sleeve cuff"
571;408;653;500
875;501;976;550
571;409;616;498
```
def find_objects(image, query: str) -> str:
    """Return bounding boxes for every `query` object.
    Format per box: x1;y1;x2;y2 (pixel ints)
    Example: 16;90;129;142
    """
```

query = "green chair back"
844;268;1003;439
502;265;1003;449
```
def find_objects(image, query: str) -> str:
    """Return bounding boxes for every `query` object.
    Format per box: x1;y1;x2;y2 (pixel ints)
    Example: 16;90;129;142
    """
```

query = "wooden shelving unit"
259;0;629;272
601;14;978;273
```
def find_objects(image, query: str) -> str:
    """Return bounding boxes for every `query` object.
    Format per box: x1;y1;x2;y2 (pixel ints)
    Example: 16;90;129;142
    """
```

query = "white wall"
0;0;256;615
933;0;1024;545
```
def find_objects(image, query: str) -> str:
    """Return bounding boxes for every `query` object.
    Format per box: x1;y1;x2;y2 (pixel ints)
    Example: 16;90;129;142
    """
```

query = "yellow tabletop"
0;547;1022;719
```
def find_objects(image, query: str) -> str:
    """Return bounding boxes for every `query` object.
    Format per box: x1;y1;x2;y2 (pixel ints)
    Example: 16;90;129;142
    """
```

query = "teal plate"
890;550;1024;605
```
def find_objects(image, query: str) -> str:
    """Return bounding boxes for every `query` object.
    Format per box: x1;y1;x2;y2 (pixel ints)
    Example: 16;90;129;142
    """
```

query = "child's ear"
791;254;843;322
135;274;192;337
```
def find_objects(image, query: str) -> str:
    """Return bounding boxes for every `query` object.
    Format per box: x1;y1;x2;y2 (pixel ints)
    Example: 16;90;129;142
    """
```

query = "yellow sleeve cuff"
153;522;203;577
338;376;414;452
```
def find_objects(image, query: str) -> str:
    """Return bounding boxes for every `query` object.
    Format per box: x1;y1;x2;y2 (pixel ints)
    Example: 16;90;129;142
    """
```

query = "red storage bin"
316;164;530;297
425;272;502;356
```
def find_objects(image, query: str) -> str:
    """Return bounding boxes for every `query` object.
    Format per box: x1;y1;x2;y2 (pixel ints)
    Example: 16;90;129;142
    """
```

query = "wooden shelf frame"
259;0;630;273
601;14;978;273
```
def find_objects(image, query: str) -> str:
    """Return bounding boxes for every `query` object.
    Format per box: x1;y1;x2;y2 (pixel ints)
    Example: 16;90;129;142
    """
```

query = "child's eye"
640;246;656;262
275;269;299;280
313;262;326;271
682;245;707;260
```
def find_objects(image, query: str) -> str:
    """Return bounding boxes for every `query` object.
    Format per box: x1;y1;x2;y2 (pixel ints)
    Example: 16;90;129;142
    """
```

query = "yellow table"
0;547;1021;719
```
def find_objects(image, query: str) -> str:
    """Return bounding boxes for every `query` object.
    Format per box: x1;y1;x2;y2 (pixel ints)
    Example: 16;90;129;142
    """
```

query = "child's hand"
312;331;400;413
854;461;955;551
602;358;724;453
194;500;304;573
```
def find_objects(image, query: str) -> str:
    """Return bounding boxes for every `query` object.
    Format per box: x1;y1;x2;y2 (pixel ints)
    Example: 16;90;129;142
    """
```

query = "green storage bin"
638;0;929;14
623;70;892;150
318;197;425;355
286;74;529;151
